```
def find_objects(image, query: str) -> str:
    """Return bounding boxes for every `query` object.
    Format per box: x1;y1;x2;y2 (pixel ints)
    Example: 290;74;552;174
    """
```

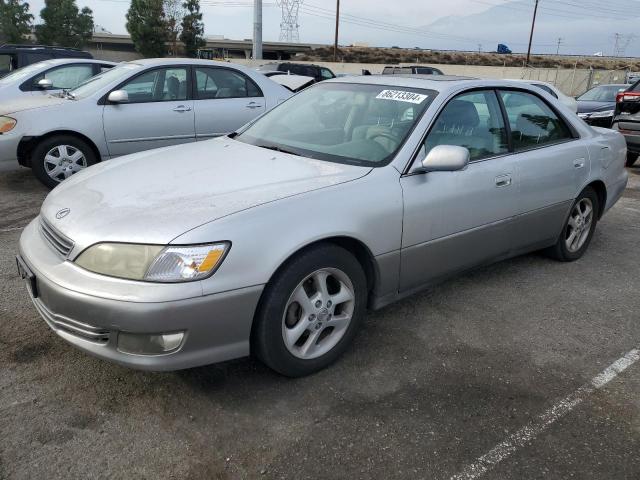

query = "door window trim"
402;86;581;176
193;65;263;100
100;65;193;105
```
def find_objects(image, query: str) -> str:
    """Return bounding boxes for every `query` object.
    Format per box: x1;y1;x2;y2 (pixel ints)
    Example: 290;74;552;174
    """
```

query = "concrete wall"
235;59;627;96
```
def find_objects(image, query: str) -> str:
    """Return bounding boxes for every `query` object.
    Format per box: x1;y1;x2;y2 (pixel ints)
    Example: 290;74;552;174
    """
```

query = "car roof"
129;58;255;68
325;74;564;95
31;58;117;67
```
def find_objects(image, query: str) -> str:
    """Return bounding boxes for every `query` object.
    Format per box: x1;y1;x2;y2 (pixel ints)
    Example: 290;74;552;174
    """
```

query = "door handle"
173;105;192;112
246;102;262;109
573;158;586;169
495;174;512;188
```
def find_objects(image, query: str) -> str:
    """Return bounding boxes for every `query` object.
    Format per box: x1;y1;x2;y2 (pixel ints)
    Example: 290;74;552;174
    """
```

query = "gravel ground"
1;163;640;480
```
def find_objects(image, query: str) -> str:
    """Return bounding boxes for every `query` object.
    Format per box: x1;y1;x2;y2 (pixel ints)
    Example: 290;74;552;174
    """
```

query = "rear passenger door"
399;90;519;291
498;89;588;251
193;66;266;140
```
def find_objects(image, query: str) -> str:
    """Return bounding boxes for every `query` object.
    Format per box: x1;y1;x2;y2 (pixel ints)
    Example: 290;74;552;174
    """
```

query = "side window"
35;65;94;89
24;53;50;65
120;67;188;103
0;54;14;75
195;67;262;100
320;68;334;80
421;90;509;162
499;90;573;151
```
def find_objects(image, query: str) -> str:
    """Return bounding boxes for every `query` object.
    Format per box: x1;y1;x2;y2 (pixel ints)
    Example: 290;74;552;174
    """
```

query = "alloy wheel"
565;197;594;253
281;268;355;360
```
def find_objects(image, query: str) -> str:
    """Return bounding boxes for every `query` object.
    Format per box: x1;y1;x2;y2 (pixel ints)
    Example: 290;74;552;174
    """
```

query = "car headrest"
438;100;480;129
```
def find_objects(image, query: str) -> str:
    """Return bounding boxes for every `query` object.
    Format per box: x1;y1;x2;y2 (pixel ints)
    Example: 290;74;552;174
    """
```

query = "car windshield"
236;82;436;167
578;85;626;102
69;63;141;99
0;61;55;85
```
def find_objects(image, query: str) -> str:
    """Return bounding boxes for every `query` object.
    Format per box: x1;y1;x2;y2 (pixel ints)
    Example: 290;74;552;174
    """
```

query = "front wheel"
252;244;367;377
31;135;98;188
546;187;599;262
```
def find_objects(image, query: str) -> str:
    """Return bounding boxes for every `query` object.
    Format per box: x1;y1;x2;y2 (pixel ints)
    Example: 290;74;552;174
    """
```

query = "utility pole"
333;0;340;62
478;43;482;53
253;0;263;60
525;0;539;66
556;37;563;55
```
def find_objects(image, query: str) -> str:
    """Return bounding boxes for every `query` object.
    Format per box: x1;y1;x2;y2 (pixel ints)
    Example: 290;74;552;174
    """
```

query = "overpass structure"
87;33;319;62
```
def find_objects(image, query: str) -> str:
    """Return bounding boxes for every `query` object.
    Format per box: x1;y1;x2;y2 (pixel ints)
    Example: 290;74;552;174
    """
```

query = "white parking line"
450;349;640;480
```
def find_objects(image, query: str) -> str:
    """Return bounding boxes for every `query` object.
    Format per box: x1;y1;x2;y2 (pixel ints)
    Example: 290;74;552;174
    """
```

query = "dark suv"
0;44;92;77
382;65;444;75
257;62;335;83
612;80;640;166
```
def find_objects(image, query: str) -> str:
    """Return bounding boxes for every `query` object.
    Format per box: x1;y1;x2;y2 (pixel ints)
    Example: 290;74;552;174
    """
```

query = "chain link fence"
517;67;629;96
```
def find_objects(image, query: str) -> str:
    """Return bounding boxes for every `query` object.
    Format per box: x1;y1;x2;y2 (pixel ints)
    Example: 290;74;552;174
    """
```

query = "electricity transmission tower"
614;33;635;57
277;0;303;43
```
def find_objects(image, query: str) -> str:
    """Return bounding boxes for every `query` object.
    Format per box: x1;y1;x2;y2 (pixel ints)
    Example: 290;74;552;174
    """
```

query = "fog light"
117;331;185;355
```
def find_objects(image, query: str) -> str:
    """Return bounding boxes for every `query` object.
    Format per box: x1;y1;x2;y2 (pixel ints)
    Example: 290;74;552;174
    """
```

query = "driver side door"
399;89;520;292
103;66;195;157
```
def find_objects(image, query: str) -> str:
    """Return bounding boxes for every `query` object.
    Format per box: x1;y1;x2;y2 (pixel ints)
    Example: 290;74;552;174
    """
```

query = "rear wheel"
626;152;638;167
31;135;98;188
546;187;599;262
252;244;367;377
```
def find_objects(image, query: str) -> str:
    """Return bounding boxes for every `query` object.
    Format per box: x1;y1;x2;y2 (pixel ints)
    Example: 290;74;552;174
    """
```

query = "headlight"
0;116;16;133
75;242;230;282
589;110;614;118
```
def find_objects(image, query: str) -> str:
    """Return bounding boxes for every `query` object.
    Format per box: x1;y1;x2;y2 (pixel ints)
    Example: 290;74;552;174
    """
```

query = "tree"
164;0;183;56
126;0;168;58
180;0;204;58
0;0;34;44
35;0;94;48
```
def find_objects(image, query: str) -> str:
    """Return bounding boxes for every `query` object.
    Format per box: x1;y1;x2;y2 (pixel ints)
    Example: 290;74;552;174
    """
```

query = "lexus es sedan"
17;76;628;377
0;58;115;102
0;58;292;188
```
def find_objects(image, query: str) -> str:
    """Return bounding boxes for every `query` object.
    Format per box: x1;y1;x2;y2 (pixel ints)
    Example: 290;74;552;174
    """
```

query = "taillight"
616;91;640;103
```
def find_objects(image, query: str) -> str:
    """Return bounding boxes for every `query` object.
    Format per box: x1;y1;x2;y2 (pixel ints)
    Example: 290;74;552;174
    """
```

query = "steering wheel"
369;132;400;151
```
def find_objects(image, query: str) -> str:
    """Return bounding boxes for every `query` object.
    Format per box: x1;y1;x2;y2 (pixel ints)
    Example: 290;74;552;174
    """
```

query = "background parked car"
382;65;444;75
0;44;92;77
577;83;629;128
256;62;336;82
612;80;640;166
0;58;292;188
525;80;578;113
0;59;115;102
263;72;315;92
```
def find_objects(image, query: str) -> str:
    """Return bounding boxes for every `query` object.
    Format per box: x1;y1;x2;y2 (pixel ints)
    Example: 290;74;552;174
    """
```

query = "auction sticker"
376;89;428;104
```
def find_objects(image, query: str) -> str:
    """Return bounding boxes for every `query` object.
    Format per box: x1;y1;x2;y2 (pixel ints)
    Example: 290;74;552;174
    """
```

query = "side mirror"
36;78;53;89
421;145;470;172
108;90;129;103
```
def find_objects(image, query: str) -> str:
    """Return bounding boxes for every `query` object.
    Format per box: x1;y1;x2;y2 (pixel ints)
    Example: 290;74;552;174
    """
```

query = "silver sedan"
17;76;628;376
0;58;291;188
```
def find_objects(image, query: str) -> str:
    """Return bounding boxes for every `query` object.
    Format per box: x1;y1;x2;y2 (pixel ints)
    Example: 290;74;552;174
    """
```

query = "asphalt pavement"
1;163;639;480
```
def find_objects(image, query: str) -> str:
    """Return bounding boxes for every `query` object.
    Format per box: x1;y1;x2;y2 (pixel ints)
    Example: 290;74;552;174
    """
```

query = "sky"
23;0;640;57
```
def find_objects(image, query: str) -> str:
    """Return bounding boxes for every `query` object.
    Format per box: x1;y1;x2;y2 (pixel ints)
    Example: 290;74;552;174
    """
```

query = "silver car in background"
17;76;628;377
0;58;116;102
0;58;292;187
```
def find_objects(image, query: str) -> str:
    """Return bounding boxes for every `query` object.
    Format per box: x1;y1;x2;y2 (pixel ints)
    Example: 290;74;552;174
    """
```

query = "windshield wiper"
256;144;302;156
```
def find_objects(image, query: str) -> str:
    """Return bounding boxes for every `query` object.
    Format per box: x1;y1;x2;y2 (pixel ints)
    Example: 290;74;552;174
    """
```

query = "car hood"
577;100;615;114
41;138;372;247
0;94;67;115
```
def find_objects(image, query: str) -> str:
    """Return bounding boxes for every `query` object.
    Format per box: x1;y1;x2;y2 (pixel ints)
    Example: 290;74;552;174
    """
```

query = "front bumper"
0;131;22;163
18;220;264;371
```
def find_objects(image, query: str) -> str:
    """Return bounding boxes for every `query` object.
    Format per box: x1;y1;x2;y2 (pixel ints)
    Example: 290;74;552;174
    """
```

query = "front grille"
39;217;74;258
33;297;110;344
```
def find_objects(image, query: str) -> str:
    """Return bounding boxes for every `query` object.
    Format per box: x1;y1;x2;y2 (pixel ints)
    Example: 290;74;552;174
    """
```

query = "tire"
252;243;367;377
546;186;599;262
31;135;98;189
626;152;638;167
